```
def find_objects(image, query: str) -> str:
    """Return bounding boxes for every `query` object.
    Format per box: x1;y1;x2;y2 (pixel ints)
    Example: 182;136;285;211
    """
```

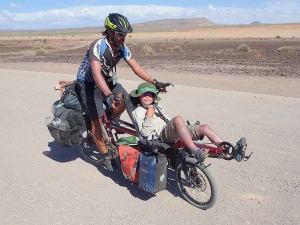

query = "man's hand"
152;79;169;93
106;93;117;109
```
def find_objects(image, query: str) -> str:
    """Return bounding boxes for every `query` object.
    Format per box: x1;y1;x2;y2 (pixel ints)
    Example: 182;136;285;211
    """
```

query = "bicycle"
55;81;252;210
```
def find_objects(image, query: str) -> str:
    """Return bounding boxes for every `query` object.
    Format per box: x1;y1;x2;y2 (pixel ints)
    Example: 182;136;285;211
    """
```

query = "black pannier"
45;101;86;147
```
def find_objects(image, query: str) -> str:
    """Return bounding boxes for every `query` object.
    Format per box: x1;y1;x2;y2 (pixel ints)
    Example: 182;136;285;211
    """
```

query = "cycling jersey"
76;37;132;83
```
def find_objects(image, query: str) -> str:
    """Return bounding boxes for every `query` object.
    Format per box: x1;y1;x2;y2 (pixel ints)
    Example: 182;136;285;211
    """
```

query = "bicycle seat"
123;92;170;150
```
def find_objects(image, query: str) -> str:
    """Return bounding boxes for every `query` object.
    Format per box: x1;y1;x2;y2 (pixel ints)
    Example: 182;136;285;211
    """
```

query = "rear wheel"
78;140;103;166
78;124;118;166
176;161;217;210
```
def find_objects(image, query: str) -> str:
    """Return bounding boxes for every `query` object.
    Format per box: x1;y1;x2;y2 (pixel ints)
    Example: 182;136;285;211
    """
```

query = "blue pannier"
138;152;168;194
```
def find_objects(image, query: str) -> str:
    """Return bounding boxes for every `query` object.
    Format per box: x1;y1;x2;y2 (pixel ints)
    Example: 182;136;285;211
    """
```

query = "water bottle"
58;121;70;131
52;118;61;128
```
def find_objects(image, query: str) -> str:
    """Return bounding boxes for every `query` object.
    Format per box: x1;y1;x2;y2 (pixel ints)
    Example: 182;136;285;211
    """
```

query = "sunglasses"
141;92;155;98
114;31;127;37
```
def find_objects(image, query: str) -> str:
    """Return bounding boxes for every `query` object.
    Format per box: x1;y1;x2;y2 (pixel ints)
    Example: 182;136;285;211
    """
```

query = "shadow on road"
44;141;184;203
43;141;81;163
97;163;183;202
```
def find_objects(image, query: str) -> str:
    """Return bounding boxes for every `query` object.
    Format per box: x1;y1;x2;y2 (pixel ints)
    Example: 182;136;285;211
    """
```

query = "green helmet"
104;13;133;33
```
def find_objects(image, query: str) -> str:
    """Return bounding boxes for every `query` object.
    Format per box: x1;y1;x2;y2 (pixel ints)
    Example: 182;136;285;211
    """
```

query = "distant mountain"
0;18;215;34
250;21;262;25
133;18;215;30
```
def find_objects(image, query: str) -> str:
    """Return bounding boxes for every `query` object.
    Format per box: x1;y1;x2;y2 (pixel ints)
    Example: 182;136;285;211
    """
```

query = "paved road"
1;69;299;224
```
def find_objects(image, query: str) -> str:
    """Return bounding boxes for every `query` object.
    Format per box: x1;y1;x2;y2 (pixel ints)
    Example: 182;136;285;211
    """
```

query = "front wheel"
176;161;217;210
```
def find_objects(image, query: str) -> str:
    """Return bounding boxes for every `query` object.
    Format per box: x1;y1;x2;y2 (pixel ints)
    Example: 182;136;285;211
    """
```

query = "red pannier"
118;145;140;183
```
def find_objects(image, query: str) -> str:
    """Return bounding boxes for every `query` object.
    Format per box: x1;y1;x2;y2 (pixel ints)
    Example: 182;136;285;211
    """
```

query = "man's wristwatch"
151;79;157;84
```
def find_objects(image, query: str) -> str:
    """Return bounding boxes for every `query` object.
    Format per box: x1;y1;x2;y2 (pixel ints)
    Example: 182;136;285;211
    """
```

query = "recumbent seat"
122;92;170;150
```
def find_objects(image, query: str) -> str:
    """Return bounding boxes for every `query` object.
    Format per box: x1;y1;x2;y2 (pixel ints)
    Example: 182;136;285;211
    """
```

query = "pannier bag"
45;101;86;147
60;82;82;112
118;145;140;183
138;152;168;194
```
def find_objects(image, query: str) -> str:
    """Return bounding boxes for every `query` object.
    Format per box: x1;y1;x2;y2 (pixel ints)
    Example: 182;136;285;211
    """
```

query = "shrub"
166;47;173;52
42;39;48;43
253;50;265;60
35;49;47;56
237;44;251;52
32;46;41;50
141;45;155;56
278;46;294;53
173;45;183;52
0;43;5;46
276;35;281;39
44;45;54;50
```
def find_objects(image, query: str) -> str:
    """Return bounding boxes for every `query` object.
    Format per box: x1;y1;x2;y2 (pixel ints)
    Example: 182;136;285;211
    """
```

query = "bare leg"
173;116;197;151
197;124;223;146
90;117;107;154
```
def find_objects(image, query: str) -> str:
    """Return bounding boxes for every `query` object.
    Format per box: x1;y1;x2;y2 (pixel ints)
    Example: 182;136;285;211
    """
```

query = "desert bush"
44;45;54;50
173;45;183;52
35;49;47;56
278;46;294;53
237;44;251;52
253;50;265;60
166;47;173;52
42;39;48;43
141;45;155;56
0;43;5;46
32;46;41;50
276;35;281;39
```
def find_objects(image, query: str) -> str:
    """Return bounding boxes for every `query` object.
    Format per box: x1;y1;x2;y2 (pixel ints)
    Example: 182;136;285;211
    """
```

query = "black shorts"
77;81;126;120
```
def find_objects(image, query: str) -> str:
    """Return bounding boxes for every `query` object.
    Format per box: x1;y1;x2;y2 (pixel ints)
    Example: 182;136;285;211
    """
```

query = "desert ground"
0;24;300;224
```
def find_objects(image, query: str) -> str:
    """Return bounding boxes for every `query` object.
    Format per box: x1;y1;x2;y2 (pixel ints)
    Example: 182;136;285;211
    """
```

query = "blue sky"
0;0;299;30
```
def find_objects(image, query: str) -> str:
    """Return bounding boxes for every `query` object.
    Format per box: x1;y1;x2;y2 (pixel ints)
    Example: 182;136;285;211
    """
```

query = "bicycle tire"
77;122;118;166
78;141;103;166
176;161;217;210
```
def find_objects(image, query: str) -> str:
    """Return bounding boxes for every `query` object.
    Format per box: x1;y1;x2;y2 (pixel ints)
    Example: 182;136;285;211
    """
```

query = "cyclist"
76;13;166;171
130;82;247;163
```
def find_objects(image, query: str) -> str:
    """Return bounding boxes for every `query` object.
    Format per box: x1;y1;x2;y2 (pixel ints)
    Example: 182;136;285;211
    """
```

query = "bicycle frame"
101;111;231;160
102;112;138;144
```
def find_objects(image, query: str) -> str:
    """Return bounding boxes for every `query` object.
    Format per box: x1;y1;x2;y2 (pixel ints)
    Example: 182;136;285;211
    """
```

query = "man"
76;13;166;171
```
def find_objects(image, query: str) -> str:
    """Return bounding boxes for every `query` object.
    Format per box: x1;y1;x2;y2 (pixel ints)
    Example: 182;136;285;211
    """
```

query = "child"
130;82;246;163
